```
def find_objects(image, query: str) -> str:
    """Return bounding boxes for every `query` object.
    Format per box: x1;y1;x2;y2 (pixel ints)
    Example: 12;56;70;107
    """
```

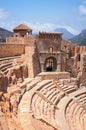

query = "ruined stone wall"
80;53;86;72
73;45;86;56
24;41;40;78
80;46;86;54
0;44;25;58
32;50;41;77
4;32;86;79
25;47;40;78
66;58;78;78
6;35;40;78
0;73;8;92
38;72;70;81
62;39;86;57
6;35;35;44
6;37;25;44
36;37;61;52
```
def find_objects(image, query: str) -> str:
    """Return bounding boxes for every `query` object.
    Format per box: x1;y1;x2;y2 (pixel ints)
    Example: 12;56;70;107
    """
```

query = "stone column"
40;62;45;72
56;53;62;72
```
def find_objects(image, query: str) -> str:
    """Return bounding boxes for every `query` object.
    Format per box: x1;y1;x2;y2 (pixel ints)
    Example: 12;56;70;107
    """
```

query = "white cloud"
0;21;80;35
27;22;57;33
0;8;9;19
62;25;80;35
79;5;86;15
26;22;80;35
21;21;79;35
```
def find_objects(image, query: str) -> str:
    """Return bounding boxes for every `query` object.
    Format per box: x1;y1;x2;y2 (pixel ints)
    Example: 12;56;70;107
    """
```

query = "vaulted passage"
44;57;57;72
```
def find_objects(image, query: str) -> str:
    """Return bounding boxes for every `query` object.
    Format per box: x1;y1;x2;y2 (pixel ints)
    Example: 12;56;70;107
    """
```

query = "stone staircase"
56;78;78;95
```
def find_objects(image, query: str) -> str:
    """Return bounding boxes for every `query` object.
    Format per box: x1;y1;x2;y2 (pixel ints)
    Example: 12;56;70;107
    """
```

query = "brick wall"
6;35;36;45
6;37;25;44
0;44;25;57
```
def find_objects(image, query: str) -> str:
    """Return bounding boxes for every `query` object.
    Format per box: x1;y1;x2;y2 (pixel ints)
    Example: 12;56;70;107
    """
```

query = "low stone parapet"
38;72;70;81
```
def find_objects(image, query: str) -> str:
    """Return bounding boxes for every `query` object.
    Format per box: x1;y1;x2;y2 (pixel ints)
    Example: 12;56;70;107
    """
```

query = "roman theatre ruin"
0;24;86;130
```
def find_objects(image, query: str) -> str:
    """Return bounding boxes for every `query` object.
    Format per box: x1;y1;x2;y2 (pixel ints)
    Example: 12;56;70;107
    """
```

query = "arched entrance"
44;57;57;72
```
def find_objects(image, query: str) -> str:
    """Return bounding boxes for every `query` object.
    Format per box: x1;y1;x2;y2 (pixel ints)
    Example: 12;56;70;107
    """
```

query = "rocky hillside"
0;28;13;43
70;29;86;46
55;28;74;39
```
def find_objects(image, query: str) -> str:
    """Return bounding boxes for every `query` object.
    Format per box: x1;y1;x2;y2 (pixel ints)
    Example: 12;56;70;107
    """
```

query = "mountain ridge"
70;29;86;46
0;26;86;46
54;28;75;39
0;27;13;42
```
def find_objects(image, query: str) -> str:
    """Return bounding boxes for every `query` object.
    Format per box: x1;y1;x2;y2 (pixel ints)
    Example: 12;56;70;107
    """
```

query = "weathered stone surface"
0;24;86;130
0;71;8;92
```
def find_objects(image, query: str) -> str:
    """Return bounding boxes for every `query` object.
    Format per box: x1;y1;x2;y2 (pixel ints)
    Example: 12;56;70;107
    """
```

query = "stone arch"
44;56;57;72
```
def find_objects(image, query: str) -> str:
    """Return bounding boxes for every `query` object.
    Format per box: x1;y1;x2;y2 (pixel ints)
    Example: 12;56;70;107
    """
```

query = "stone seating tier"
65;92;86;130
0;56;21;74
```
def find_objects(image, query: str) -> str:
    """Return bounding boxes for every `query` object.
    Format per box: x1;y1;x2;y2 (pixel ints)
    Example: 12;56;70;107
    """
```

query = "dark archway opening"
44;57;57;72
46;66;53;71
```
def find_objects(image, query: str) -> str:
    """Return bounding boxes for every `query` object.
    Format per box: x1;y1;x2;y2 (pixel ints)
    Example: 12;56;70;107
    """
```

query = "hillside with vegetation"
70;29;86;46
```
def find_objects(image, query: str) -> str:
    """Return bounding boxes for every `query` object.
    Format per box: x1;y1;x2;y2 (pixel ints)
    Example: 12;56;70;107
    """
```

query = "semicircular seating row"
65;92;86;130
30;79;78;129
0;56;21;74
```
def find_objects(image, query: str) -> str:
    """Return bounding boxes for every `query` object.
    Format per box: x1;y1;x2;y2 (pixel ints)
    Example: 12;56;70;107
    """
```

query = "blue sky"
0;0;86;34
